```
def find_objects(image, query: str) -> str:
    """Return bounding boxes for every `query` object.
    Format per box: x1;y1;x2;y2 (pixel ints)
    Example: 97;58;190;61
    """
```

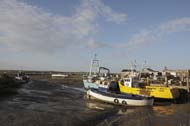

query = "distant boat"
15;74;23;81
15;72;30;83
83;55;113;90
51;74;69;79
87;88;154;106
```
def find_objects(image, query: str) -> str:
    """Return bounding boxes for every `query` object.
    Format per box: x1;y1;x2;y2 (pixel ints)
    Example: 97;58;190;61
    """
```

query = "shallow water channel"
0;80;189;126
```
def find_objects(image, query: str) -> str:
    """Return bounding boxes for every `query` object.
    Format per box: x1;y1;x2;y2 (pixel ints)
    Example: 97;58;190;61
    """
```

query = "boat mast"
89;54;99;76
131;60;136;77
142;60;147;71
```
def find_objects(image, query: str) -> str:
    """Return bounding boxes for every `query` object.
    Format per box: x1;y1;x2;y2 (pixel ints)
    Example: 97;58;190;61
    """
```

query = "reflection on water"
153;105;176;116
117;107;135;115
153;104;190;126
86;101;114;110
61;84;86;93
105;104;190;126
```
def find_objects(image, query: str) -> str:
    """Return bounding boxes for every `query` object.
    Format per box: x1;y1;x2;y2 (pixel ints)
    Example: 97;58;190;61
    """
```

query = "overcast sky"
0;0;190;72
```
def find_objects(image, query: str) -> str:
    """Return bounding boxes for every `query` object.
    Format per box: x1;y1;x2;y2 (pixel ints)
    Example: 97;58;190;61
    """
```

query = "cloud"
87;0;128;24
159;17;190;33
126;30;157;50
0;0;128;53
124;17;190;50
86;39;110;49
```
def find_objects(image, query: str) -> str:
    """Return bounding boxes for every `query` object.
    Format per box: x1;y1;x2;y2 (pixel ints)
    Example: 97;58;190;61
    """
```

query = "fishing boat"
118;76;180;100
15;72;30;83
87;88;154;106
83;54;112;90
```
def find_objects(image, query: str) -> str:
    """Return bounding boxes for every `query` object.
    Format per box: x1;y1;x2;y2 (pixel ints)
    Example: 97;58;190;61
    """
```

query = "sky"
0;0;190;72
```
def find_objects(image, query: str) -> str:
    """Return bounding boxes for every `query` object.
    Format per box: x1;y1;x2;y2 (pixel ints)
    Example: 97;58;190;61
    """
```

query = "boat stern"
170;87;180;99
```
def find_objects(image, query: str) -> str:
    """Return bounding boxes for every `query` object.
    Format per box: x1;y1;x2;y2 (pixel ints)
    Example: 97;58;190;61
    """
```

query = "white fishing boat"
87;89;154;106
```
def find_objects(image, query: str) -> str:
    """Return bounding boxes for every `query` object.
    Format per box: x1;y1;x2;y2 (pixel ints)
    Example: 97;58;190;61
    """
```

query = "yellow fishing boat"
118;77;180;99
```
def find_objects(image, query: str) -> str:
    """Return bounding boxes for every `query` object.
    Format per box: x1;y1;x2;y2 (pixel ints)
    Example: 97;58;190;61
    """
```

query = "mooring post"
187;70;189;93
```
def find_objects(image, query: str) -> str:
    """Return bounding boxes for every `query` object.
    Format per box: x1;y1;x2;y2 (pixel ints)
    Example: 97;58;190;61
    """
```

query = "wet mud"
0;80;117;126
0;79;189;126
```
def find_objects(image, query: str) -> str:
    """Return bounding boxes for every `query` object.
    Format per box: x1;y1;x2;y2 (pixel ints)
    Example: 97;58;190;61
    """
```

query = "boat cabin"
121;77;145;88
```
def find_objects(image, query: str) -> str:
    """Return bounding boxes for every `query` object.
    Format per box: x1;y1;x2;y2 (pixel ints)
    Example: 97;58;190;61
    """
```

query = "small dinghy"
87;89;154;106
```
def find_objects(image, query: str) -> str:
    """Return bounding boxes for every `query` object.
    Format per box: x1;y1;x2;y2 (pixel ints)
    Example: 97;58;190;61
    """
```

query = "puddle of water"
61;85;86;93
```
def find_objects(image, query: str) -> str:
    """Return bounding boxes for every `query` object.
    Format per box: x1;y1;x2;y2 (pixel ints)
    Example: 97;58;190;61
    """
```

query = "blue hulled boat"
83;55;112;90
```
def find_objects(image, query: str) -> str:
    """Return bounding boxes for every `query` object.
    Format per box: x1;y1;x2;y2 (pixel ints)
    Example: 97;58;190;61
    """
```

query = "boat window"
124;79;130;82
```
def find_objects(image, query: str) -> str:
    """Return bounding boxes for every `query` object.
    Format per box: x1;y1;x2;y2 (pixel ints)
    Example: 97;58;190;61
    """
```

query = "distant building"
121;69;139;78
141;68;162;80
162;69;190;82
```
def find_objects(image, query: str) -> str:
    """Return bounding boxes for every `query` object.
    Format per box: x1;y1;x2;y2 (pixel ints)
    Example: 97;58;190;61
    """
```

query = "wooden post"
187;70;189;92
147;77;149;85
165;76;168;86
180;72;184;86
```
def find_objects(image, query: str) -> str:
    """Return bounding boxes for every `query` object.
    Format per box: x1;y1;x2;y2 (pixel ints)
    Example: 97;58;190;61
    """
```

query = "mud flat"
101;103;190;126
0;79;118;126
0;77;190;126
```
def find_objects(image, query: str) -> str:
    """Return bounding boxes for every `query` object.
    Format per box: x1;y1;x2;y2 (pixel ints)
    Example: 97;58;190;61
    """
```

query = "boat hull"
87;89;154;106
118;81;180;99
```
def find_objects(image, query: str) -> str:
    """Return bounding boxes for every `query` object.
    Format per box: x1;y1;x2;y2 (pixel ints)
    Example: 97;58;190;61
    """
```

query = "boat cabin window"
124;79;130;82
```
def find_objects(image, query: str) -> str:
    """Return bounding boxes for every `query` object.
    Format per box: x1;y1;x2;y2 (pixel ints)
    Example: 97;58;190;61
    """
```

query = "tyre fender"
114;99;119;104
122;100;127;105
